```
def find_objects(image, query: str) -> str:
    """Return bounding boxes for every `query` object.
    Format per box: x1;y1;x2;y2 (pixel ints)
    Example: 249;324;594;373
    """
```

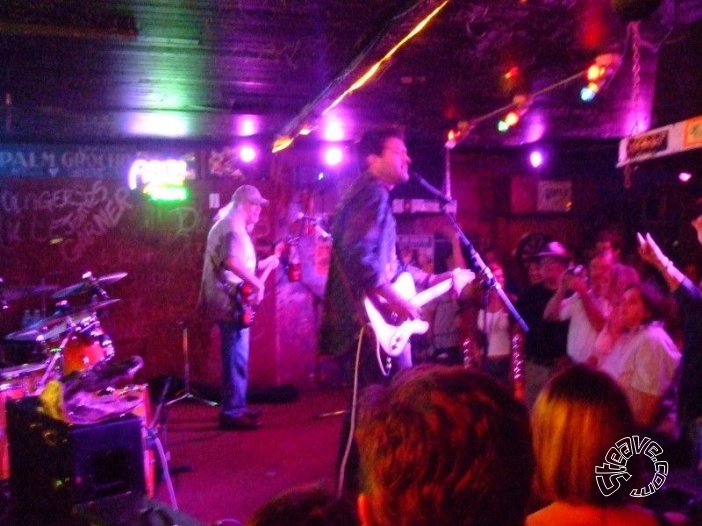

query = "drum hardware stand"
36;318;78;391
146;377;179;510
167;321;217;407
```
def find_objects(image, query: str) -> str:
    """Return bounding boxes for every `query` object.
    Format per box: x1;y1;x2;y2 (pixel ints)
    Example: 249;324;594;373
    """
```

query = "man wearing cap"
198;184;279;430
515;240;571;408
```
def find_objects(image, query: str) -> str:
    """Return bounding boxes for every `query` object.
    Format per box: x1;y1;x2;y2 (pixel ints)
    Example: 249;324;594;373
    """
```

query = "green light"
146;185;188;201
497;120;510;132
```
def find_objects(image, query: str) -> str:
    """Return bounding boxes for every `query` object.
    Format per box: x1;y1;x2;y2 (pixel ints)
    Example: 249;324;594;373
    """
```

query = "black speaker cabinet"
74;494;205;526
7;396;145;525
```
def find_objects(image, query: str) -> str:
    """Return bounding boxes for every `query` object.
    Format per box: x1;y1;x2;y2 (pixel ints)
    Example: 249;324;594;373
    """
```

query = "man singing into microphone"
319;126;472;494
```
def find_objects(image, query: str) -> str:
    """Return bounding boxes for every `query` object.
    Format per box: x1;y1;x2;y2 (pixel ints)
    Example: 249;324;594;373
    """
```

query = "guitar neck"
410;279;452;308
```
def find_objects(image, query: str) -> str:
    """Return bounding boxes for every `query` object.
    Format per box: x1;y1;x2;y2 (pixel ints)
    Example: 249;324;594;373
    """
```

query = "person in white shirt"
598;283;680;437
543;251;615;364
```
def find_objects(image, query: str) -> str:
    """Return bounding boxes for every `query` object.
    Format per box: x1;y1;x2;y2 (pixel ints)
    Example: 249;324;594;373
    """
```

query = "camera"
566;264;585;278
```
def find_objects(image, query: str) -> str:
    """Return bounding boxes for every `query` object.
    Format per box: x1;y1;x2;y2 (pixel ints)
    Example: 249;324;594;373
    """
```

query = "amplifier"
7;396;145;525
74;494;205;526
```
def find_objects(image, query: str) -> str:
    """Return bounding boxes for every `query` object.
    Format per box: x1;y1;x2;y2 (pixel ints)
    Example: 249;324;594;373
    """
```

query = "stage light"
322;145;344;166
679;171;693;183
323;120;345;142
529;150;544;168
579;53;621;102
239;145;257;163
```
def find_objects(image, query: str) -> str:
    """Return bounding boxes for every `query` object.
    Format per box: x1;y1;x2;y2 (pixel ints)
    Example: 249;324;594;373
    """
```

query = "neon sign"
128;158;188;201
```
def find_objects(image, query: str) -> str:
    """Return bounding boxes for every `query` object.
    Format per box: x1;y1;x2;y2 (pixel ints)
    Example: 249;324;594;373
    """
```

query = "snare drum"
0;382;28;479
62;323;115;375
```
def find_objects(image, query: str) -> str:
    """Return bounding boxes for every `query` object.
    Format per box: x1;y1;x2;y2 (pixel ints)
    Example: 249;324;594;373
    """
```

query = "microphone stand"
410;172;528;333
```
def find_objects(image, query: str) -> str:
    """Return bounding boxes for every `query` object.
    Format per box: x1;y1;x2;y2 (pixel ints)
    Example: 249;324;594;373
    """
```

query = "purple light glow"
323;145;344;166
679;171;693;183
239;145;257;163
529;150;544;168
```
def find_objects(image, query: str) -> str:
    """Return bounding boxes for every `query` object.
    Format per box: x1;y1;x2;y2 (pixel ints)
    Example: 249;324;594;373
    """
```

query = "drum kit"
0;271;128;394
0;272;147;471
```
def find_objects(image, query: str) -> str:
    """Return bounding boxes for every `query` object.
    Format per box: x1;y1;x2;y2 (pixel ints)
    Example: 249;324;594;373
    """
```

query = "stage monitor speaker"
74;493;205;526
7;396;145;526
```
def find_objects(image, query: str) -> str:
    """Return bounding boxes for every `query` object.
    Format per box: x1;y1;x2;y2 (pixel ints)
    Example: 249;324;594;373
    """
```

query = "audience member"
424;230;472;366
639;226;702;468
543;250;614;364
596;284;681;441
247;484;358;526
596;227;641;306
475;261;515;384
528;364;688;526
355;364;534;526
516;241;571;407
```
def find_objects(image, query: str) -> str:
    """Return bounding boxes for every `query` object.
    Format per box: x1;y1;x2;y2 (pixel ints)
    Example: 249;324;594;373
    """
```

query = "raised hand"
637;232;668;270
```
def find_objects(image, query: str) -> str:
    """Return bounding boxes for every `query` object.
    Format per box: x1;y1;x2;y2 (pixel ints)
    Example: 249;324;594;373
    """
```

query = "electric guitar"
232;243;283;327
364;269;474;357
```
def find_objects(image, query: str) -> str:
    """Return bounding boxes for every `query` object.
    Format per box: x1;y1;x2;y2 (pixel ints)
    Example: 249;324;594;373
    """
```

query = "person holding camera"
543;250;615;365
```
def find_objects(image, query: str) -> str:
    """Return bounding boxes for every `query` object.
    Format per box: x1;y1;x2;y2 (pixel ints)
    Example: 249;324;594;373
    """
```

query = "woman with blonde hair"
528;364;688;526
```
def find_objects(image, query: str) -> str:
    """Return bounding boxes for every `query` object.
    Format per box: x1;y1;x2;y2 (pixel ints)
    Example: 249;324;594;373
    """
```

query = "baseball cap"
231;184;269;206
534;241;570;261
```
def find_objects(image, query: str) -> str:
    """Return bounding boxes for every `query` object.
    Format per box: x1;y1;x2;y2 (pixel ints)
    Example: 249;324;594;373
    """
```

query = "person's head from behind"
356;126;411;188
247;483;358;526
355;364;534;526
532;364;637;506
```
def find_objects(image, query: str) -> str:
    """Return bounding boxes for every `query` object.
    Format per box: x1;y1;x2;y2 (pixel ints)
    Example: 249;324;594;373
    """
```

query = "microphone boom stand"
410;171;528;333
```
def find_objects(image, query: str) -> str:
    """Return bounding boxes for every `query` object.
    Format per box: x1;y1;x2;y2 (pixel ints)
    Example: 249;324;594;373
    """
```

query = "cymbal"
52;272;127;299
0;279;59;301
6;298;121;341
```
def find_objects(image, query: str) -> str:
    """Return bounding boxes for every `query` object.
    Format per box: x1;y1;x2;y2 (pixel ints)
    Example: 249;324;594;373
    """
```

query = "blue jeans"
218;320;250;418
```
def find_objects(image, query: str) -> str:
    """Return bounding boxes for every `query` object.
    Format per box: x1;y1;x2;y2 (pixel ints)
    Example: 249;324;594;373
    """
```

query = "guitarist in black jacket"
319;127;471;494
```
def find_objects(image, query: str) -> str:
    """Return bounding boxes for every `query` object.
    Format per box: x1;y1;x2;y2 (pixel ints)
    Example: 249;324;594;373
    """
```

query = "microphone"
409;171;453;205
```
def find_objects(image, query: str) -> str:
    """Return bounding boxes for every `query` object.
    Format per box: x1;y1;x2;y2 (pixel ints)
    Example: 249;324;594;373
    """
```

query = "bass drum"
62;322;115;375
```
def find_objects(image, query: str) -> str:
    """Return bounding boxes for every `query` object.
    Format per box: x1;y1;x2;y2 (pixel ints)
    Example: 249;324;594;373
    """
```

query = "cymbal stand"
145;377;179;510
167;322;217;407
36;318;78;391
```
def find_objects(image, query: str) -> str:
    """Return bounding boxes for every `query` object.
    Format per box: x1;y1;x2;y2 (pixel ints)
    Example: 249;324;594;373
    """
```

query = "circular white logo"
595;435;667;498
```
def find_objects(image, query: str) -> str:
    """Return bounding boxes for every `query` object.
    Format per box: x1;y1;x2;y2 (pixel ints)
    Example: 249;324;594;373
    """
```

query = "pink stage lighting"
679;171;693;183
239;145;257;163
529;150;544;168
323;145;344;166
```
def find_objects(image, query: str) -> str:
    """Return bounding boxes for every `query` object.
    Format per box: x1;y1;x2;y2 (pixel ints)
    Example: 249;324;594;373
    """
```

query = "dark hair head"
356;126;405;167
356;364;534;526
247;484;358;526
625;282;668;323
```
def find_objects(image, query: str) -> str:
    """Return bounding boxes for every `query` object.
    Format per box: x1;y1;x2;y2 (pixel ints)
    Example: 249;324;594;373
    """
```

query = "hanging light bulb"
580;53;622;102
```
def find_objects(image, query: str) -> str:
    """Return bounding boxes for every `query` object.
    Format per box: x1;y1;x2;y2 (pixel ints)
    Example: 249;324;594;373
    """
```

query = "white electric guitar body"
364;270;473;357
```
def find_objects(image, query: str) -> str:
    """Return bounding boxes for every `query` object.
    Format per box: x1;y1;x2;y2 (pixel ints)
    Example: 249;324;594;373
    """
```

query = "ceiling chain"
624;21;642;190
